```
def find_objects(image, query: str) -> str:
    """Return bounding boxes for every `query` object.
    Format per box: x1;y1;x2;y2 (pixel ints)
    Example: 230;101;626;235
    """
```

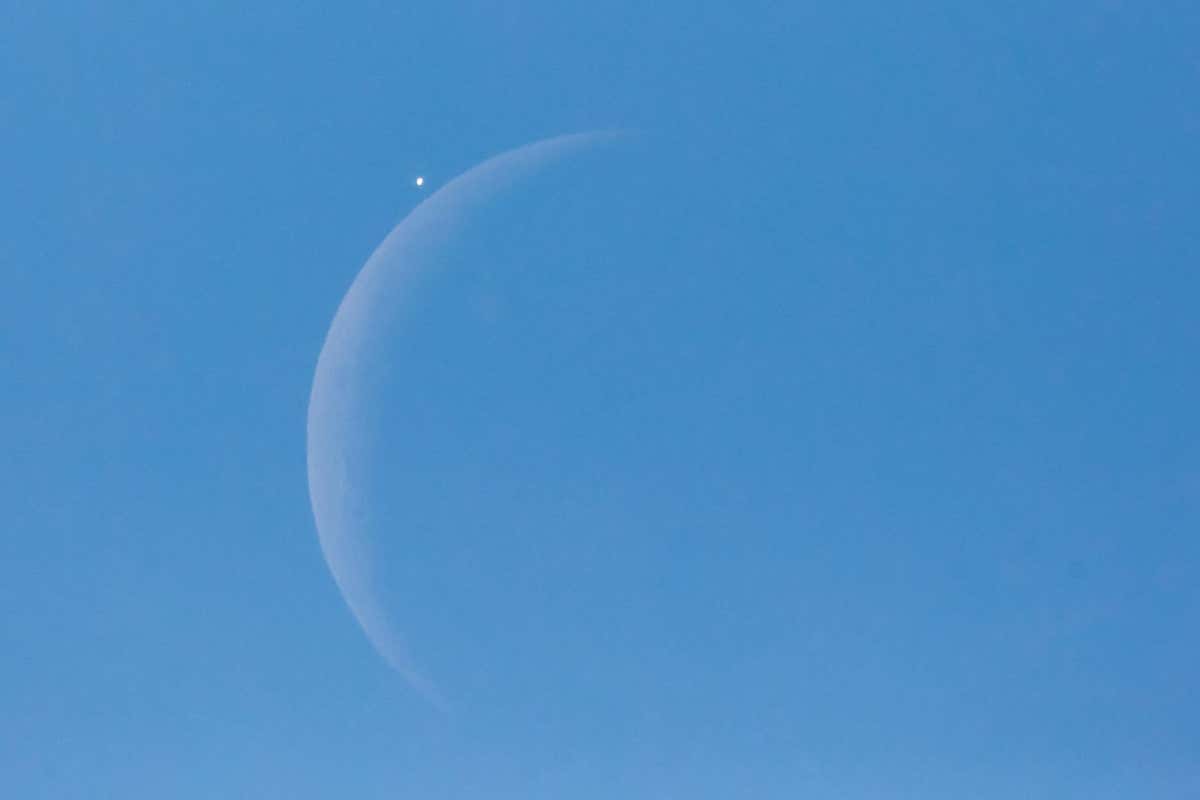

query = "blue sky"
3;2;1199;797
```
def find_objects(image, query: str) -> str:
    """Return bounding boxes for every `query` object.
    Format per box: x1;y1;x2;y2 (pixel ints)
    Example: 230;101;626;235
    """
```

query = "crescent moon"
306;132;622;703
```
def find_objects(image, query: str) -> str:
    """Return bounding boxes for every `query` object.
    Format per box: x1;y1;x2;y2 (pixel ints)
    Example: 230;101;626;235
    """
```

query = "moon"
306;132;621;703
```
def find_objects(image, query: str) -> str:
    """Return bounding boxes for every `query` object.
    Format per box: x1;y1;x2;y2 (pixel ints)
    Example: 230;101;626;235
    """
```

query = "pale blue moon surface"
306;132;624;702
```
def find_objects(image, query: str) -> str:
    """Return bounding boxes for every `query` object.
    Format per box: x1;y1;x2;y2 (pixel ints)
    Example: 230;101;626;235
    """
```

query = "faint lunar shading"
306;133;622;705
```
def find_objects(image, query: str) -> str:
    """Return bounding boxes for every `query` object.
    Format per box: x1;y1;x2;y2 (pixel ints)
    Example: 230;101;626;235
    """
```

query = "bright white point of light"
415;176;425;187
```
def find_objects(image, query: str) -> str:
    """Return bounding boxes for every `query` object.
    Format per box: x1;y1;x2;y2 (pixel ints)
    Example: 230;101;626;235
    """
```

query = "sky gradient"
3;2;1199;797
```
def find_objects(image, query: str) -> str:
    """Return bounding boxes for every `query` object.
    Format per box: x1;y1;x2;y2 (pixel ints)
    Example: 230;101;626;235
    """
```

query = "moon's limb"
306;132;621;703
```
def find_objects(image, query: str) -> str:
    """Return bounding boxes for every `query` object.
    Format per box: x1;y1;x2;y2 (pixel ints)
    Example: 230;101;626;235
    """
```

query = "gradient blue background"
3;2;1198;797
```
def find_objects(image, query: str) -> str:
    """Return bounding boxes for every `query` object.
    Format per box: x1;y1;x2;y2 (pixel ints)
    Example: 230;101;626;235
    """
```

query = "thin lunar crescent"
306;132;619;703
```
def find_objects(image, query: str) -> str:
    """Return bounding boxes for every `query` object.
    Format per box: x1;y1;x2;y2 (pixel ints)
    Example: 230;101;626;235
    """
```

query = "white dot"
415;176;424;187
